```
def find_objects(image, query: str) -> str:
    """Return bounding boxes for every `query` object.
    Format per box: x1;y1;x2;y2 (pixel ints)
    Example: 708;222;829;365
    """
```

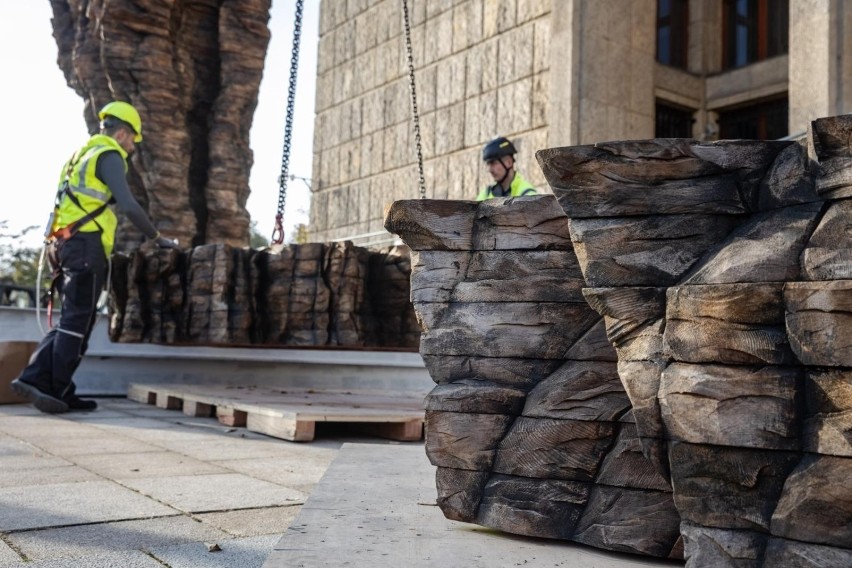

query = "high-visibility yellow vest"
55;134;126;255
476;172;537;201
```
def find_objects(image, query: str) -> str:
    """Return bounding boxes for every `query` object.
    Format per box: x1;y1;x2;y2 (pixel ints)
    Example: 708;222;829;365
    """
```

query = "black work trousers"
17;231;106;400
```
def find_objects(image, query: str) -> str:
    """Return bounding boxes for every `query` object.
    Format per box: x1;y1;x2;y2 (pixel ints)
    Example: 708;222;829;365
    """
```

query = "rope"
272;0;305;245
402;0;426;199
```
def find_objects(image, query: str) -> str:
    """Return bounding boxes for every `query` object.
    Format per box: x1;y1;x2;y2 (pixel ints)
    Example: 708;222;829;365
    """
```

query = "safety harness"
42;151;115;328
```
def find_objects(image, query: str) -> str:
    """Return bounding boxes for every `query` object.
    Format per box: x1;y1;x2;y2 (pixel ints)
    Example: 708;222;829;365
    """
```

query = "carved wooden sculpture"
50;0;272;249
108;243;420;349
386;115;852;566
385;197;683;559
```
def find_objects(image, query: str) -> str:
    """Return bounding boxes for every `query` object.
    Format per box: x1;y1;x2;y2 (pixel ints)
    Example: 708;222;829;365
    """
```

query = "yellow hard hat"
98;101;143;142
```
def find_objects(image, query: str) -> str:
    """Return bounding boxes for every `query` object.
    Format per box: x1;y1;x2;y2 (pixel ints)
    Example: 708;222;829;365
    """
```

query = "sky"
0;1;318;250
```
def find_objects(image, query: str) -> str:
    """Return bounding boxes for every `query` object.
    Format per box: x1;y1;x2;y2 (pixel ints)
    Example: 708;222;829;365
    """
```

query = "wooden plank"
803;368;852;457
492;417;616;482
182;400;214;417
664;283;794;365
156;394;182;410
785;280;852;366
424;410;513;470
128;383;425;443
126;384;155;405
522;361;629;421
435;467;488;521
475;474;588;540
351;420;423;442
659;363;801;450
764;537;852;567
216;407;247;427
568;214;741;287
417;302;600;359
536;139;794;217
771;454;852;548
582;287;666;362
573;485;681;558
669;441;799;531
384;195;573;251
247;412;315;442
812;114;852;198
682;202;822;285
410;250;586;303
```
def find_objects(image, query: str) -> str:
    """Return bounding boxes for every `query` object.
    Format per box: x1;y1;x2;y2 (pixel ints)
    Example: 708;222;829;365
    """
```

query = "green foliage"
249;220;270;249
0;221;44;288
290;223;309;244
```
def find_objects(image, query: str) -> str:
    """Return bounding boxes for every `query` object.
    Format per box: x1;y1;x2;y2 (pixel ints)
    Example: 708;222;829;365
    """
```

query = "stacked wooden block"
536;119;850;566
387;114;852;567
108;242;419;349
385;196;682;558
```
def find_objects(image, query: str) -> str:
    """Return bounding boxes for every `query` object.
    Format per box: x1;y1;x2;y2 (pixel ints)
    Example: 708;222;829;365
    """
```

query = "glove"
155;235;181;250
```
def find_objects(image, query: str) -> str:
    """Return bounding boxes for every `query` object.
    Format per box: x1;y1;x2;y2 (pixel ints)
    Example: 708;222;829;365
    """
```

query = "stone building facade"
309;0;852;244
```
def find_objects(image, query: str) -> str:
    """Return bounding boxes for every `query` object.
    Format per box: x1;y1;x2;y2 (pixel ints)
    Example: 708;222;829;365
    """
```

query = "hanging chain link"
272;0;305;244
402;0;426;199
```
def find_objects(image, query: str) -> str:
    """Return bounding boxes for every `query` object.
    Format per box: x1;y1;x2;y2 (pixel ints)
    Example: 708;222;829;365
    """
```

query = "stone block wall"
310;0;552;243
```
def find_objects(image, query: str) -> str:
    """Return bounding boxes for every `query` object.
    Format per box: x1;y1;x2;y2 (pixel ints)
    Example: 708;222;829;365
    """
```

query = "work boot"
10;379;69;414
64;396;98;412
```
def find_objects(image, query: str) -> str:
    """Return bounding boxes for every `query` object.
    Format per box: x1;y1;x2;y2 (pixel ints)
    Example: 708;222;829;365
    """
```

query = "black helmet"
482;137;517;161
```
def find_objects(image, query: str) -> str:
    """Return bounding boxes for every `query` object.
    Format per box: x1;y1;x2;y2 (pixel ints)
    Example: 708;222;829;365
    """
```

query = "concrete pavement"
0;398;389;567
0;399;681;567
266;444;682;568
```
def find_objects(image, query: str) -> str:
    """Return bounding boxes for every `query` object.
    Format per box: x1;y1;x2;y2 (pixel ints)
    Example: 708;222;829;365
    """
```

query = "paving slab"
0;437;42;457
0;539;21;564
195;506;301;537
60;409;133;421
154;437;307;461
0;464;100;488
83;416;210;437
0;480;178;531
149;534;281;568
121;473;306;513
24;434;165;457
211;453;335;491
70;451;229;480
7;515;230;562
0;452;72;470
265;443;681;568
0;404;41;417
0;550;167;567
0;416;103;439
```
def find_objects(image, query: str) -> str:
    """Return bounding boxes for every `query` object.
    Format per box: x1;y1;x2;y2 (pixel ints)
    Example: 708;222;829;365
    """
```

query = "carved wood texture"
387;119;852;566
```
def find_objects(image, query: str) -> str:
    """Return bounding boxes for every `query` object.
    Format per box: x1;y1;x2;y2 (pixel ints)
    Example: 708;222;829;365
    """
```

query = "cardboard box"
0;341;38;404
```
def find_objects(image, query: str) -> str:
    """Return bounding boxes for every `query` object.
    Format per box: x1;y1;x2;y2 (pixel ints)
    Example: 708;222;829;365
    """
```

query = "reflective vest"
55;134;125;255
476;172;537;201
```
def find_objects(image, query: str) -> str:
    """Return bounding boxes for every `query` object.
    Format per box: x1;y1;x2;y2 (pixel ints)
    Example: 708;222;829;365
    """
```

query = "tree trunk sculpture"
50;0;271;250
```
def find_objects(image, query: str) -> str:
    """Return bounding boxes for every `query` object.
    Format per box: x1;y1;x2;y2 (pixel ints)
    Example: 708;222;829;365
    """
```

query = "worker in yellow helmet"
12;101;179;414
476;136;537;201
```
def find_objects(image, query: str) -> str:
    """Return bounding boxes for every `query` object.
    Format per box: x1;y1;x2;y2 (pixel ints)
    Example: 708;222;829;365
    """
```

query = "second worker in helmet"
477;136;537;201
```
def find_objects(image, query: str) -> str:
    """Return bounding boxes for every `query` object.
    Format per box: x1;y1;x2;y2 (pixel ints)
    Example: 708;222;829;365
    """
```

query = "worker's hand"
155;236;181;250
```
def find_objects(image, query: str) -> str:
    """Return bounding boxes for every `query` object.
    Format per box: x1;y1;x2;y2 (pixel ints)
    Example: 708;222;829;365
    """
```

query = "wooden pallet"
127;383;425;442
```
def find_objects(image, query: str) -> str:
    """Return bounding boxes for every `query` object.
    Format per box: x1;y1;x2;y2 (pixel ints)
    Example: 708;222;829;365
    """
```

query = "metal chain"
272;0;305;244
402;0;426;199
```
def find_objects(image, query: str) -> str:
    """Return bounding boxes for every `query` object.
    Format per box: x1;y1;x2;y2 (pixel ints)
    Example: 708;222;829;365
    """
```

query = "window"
656;101;694;138
723;0;789;69
657;0;689;69
718;97;788;140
